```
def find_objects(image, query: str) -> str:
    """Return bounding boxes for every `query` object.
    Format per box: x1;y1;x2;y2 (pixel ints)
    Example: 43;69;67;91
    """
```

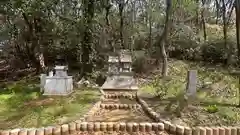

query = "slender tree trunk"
119;0;124;49
196;0;200;41
201;0;207;41
160;0;172;77
104;0;114;52
222;0;230;65
216;0;220;24
81;0;95;77
149;13;152;49
235;0;240;107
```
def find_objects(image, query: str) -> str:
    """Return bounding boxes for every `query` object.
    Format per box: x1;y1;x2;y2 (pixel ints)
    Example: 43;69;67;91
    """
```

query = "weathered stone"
80;122;87;131
123;104;129;109
94;122;100;131
126;123;133;132
36;128;44;135
100;104;105;109
157;123;164;131
206;127;213;135
186;70;197;96
75;121;81;131
114;104;118;109
10;129;20;135
212;127;219;135
139;123;146;132
169;124;176;134
44;127;53;135
219;128;225;135
119;104;124;109
113;123;120;132
184;127;192;135
104;104;109;109
151;112;158;120
107;123;113;131
133;123;139;132
145;123;152;132
152;123;158;131
61;124;69;135
68;122;76;134
237;128;240;135
100;122;107;131
230;127;237;135
199;127;206;135
109;104;114;109
87;123;94;132
52;126;61;135
19;129;28;135
1;130;10;135
120;123;126;131
192;127;200;135
225;127;231;135
176;125;184;135
163;121;171;131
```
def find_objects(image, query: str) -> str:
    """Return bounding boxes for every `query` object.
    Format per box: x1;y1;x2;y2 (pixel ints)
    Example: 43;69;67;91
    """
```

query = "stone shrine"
101;50;138;91
40;65;73;96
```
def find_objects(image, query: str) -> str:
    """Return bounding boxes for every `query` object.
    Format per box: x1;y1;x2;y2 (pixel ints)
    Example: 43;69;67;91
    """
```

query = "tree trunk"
216;0;220;24
119;0;124;49
104;0;114;52
160;0;172;77
201;0;207;41
235;0;240;107
196;0;200;41
149;12;152;49
81;0;95;77
236;0;240;63
222;0;230;65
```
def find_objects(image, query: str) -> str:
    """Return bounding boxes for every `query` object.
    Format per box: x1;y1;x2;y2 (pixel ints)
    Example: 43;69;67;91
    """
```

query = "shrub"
132;55;148;73
151;76;168;98
205;105;219;113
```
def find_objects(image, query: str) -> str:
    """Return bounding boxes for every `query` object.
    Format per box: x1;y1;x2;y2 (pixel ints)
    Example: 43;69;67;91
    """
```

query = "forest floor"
0;77;100;129
0;59;239;129
138;59;240;126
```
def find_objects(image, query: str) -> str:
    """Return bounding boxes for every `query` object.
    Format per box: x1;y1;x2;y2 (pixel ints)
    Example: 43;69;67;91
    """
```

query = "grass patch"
139;59;240;126
0;79;100;129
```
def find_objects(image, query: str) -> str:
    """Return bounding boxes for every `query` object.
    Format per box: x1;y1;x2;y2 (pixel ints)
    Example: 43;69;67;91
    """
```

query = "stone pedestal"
41;65;73;96
43;76;73;96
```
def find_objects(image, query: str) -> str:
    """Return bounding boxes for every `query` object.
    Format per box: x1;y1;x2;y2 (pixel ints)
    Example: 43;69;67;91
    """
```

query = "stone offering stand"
1;93;240;135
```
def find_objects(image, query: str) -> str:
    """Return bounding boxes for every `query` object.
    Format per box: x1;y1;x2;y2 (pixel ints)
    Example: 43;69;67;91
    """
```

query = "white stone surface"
101;75;138;90
43;76;73;95
40;74;46;92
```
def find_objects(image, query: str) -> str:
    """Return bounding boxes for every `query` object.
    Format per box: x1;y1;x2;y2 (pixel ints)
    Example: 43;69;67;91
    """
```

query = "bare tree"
160;0;172;77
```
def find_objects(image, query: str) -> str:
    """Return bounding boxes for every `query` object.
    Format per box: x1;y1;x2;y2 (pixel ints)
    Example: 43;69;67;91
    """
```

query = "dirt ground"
86;108;153;122
142;97;240;126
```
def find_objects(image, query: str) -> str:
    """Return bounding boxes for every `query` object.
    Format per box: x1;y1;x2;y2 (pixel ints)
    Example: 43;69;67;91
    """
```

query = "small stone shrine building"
41;65;73;96
101;50;138;93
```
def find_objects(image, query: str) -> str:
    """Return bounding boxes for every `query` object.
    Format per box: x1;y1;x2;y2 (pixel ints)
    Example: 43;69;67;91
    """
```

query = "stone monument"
41;65;73;96
101;50;138;91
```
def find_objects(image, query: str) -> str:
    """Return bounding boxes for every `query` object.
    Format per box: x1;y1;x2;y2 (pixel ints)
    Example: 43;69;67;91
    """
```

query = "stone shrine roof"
119;50;132;63
54;65;67;70
108;56;119;63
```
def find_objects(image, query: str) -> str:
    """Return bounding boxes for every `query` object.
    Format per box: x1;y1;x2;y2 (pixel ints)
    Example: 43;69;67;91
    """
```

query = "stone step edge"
2;121;239;135
102;94;136;99
99;104;141;109
0;122;166;135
